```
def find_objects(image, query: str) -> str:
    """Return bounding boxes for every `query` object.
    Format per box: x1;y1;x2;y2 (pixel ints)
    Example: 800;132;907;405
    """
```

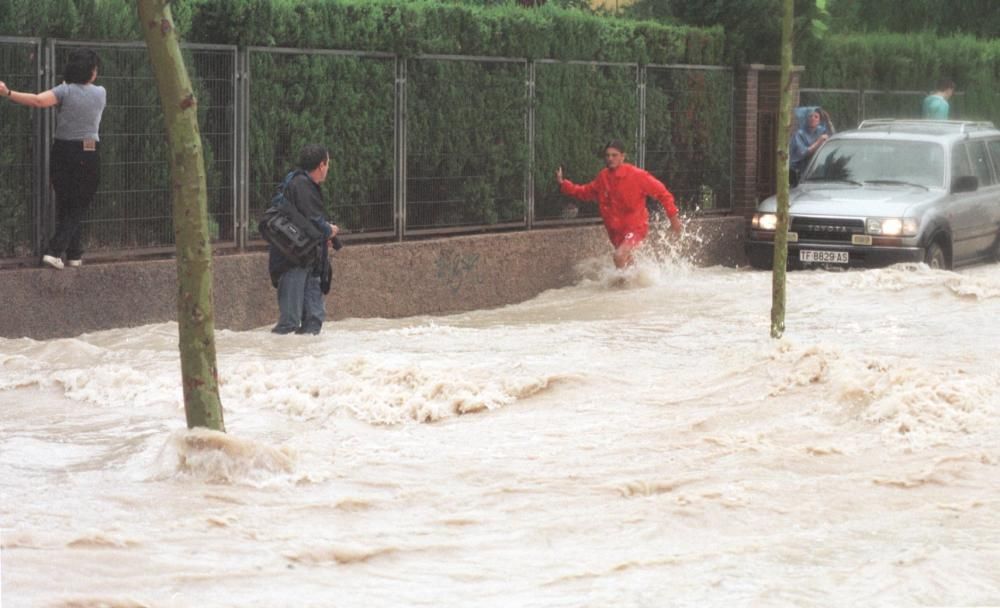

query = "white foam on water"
765;341;1000;450
3;257;1000;607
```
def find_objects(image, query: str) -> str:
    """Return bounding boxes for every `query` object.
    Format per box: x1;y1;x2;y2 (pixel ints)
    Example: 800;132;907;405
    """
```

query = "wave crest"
155;428;298;486
230;357;564;425
768;343;999;449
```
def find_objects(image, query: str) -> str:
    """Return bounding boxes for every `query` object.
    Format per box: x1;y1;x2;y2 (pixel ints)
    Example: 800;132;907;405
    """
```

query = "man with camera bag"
266;144;340;335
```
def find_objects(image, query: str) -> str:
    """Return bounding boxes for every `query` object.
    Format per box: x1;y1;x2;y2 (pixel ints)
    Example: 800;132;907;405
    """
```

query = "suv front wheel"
925;243;947;269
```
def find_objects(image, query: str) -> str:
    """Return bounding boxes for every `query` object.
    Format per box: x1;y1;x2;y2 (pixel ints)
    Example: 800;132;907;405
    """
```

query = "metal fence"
245;48;398;246
532;60;639;225
67;41;238;253
0;37;42;258
0;38;736;263
645;65;734;213
799;87;979;131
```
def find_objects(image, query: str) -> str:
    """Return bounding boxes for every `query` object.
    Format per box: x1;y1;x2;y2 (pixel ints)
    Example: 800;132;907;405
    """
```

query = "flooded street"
2;254;999;607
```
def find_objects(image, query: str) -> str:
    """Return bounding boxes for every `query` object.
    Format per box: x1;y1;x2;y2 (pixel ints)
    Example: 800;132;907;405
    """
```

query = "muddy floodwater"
2;253;999;607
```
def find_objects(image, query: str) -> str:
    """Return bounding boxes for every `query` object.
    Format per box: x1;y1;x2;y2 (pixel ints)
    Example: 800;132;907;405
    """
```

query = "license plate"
800;250;849;264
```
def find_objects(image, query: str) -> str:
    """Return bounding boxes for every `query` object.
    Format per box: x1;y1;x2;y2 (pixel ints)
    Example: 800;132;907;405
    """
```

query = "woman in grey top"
0;48;106;269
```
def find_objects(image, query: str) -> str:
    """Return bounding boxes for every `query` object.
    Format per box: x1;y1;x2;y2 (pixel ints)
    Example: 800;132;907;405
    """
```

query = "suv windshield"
803;140;946;189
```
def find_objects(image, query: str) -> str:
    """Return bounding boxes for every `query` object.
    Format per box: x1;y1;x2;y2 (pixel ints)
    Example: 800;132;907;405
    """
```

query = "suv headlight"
866;217;919;236
752;213;778;231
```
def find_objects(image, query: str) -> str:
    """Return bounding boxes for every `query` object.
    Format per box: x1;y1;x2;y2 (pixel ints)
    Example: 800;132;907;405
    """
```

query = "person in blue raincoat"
789;106;834;186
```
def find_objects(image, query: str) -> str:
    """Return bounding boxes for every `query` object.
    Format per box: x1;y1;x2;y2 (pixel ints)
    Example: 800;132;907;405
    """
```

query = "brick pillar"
732;64;802;216
732;66;760;217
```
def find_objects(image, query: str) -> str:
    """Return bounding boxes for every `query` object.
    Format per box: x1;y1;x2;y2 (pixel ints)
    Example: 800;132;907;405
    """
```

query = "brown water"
2;252;999;607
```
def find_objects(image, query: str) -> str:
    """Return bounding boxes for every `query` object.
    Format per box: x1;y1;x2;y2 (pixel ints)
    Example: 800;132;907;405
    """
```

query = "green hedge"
802;33;1000;125
0;0;724;65
827;0;1000;40
191;0;722;65
247;51;397;236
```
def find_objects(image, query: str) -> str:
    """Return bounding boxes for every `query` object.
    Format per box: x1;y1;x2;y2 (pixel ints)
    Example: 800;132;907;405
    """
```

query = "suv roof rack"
857;119;996;134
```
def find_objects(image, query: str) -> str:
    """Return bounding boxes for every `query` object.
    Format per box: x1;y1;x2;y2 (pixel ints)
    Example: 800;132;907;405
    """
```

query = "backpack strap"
276;169;308;201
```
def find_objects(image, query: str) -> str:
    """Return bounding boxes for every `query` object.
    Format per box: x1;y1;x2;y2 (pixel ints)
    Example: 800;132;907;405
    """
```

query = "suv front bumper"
746;236;925;269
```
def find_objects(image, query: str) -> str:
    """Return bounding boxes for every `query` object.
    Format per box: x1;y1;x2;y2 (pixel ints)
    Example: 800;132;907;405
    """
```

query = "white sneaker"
42;255;64;270
67;259;82;267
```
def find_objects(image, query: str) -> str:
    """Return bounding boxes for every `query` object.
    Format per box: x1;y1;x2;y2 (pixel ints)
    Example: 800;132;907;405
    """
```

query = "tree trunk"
770;0;794;339
137;0;225;431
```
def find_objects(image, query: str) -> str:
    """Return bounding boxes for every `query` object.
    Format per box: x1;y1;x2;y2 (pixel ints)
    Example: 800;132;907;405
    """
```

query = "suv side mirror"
952;175;979;193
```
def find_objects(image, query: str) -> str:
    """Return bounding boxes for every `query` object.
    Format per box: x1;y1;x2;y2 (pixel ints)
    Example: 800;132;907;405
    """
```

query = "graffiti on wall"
435;249;480;295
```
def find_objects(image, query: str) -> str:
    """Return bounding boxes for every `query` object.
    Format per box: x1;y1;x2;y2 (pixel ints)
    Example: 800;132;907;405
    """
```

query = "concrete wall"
0;218;747;340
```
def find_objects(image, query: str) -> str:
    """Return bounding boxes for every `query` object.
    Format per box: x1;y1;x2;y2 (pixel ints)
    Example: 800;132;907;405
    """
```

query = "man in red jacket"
557;140;682;269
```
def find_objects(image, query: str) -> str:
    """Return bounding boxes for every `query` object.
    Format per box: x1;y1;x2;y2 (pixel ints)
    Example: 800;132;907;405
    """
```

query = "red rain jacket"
560;163;677;246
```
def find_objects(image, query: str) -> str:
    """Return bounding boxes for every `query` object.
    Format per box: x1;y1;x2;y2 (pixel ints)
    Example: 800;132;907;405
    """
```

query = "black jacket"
268;172;335;291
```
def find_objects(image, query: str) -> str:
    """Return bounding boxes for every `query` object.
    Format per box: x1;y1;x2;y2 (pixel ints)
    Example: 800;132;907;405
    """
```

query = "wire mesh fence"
0;38;738;262
0;37;41;258
65;42;237;252
247;48;396;241
645;65;733;214
799;88;965;131
405;56;528;234
532;60;641;224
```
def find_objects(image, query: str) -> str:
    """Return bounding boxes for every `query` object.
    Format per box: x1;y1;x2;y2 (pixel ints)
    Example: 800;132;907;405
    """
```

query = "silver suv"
747;119;1000;269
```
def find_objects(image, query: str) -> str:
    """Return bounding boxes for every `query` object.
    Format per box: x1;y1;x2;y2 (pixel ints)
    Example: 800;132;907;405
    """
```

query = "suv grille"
791;217;866;242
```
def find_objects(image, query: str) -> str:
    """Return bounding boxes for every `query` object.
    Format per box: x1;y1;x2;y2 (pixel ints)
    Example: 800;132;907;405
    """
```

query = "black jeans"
47;139;100;260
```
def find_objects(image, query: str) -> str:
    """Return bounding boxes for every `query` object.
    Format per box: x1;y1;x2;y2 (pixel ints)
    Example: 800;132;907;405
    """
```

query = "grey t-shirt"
53;83;107;141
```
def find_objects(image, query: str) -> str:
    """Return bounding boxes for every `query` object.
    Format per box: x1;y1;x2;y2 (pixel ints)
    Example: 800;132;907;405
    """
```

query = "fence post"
394;57;406;242
637;64;646;169
38;40;56;255
728;68;736;213
526;60;535;229
235;48;249;250
29;38;45;257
